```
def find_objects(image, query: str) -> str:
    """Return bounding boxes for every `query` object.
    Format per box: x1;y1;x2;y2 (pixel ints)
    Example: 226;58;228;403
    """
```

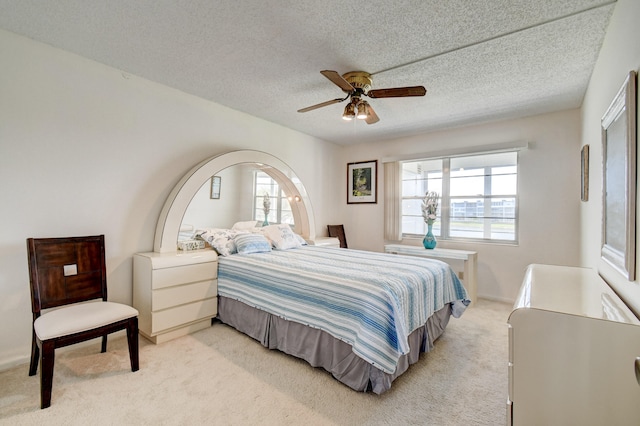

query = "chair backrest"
27;235;108;316
327;225;348;248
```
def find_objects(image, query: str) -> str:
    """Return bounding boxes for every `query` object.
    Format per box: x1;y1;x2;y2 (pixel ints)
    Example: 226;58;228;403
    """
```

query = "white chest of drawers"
133;250;218;344
508;264;640;425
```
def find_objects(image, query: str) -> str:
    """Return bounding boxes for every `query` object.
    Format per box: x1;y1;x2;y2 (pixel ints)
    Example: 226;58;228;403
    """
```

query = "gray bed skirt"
217;296;453;394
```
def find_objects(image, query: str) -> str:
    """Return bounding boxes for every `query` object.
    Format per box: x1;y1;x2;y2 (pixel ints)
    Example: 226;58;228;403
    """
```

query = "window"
400;152;518;243
254;171;294;225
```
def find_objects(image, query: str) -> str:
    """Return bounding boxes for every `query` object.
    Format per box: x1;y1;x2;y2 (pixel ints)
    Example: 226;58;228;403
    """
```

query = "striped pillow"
234;233;272;254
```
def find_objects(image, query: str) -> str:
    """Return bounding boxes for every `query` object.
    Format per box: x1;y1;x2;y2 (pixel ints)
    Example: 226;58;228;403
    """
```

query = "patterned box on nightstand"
177;239;206;251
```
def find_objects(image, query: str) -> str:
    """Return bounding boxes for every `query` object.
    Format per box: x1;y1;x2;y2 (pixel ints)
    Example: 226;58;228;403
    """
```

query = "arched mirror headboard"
154;150;316;253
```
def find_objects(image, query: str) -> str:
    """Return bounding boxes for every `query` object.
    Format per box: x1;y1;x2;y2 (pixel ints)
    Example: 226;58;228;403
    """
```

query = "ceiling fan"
297;70;426;124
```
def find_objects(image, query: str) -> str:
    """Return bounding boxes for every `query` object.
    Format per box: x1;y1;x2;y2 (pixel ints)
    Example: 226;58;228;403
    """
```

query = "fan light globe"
342;102;355;120
356;101;369;119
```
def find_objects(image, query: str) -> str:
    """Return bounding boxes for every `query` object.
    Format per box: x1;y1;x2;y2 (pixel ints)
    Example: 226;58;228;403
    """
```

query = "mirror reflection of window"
254;171;294;225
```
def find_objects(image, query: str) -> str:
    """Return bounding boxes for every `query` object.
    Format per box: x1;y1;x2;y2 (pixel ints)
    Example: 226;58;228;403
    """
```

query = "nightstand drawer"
152;279;217;311
152;262;217;289
151;298;217;333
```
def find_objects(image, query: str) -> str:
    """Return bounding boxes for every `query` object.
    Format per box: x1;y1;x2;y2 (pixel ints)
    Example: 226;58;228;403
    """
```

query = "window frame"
400;152;519;244
253;171;294;225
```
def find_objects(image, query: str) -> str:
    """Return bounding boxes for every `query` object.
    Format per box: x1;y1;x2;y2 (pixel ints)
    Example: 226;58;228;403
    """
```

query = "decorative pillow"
231;220;260;231
294;233;308;246
197;228;237;256
234;233;272;254
262;224;302;250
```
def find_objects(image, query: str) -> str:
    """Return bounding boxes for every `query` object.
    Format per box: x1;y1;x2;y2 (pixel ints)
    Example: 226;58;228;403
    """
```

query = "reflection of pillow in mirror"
263;224;302;250
198;228;237;256
234;233;272;254
232;220;260;231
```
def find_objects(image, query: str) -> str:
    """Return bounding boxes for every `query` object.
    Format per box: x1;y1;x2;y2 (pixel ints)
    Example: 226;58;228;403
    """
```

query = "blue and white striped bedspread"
217;246;468;374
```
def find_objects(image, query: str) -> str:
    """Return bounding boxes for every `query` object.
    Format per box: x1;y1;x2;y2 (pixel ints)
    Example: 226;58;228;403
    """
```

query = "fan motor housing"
342;71;372;93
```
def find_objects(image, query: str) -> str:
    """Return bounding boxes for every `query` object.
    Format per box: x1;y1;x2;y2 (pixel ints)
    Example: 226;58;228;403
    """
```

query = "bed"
207;227;469;394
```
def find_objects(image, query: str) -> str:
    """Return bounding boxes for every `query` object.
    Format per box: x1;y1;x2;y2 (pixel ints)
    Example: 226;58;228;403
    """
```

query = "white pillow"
262;224;302;250
232;220;260;231
294;233;308;246
234;233;272;254
197;228;237;256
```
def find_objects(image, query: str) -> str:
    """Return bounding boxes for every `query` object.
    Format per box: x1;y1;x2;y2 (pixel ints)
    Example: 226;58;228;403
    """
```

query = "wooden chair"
327;224;348;248
26;235;139;409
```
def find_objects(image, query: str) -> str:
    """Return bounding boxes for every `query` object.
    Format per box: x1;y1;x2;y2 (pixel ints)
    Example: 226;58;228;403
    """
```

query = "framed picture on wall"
347;160;377;204
601;70;636;280
210;176;221;199
581;144;589;202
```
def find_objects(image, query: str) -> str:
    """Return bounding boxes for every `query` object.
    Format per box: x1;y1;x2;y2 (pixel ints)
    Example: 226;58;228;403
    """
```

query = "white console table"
384;244;477;305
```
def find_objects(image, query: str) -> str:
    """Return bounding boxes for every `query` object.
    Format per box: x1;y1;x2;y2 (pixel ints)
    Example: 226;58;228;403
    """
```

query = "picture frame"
581;144;589;202
601;70;636;280
210;176;221;199
347;160;377;204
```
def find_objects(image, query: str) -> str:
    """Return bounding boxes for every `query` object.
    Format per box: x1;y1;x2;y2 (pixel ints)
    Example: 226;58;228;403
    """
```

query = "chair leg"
126;317;139;372
29;331;39;376
39;341;55;409
101;335;107;353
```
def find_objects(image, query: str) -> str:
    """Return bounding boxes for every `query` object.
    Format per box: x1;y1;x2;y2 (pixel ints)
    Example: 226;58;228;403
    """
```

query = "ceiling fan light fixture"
298;69;427;124
356;101;369;119
342;102;355;120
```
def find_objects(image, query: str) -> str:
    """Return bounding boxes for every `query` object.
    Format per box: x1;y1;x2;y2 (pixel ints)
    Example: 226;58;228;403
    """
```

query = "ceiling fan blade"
367;86;426;98
365;104;380;124
320;70;354;92
297;98;345;113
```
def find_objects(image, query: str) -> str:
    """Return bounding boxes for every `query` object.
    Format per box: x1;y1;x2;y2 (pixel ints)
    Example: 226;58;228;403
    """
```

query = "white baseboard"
0;330;128;373
477;294;515;305
0;355;29;372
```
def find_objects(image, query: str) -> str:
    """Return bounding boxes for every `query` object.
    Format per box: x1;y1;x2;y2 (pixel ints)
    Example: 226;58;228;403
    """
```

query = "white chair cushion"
34;301;138;340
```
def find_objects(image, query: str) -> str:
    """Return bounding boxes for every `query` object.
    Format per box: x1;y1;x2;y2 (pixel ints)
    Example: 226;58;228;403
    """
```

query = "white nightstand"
306;237;341;248
133;250;218;343
384;244;477;305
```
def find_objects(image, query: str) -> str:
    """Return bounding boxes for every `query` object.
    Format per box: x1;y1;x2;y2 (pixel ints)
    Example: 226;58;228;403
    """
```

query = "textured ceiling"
0;0;616;144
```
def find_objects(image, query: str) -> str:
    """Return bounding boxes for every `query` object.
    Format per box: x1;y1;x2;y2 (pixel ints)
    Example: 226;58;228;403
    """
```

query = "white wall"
342;109;582;303
580;0;640;316
0;29;344;369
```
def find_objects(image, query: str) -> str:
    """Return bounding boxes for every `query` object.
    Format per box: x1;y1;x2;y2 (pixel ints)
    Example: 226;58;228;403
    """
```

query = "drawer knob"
635;357;640;386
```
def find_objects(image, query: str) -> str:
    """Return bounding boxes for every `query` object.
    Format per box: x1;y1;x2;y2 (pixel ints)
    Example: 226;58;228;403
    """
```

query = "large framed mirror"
601;71;636;280
154;150;315;253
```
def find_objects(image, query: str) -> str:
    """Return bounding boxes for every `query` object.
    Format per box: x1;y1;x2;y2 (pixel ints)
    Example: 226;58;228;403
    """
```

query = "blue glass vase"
423;223;437;249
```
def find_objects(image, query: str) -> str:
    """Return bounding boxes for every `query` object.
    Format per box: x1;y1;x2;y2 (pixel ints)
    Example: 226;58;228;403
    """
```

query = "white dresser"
508;264;640;425
133;250;218;344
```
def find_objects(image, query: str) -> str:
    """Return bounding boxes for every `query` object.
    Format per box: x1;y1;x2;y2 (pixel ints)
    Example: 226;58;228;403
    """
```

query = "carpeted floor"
0;299;511;425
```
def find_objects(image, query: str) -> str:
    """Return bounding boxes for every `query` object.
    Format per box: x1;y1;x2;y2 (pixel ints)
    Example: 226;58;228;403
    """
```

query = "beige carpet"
0;299;510;425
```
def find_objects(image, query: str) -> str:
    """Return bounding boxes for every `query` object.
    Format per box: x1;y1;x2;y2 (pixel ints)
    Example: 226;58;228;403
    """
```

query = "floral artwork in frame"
347;160;377;204
601;70;636;280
